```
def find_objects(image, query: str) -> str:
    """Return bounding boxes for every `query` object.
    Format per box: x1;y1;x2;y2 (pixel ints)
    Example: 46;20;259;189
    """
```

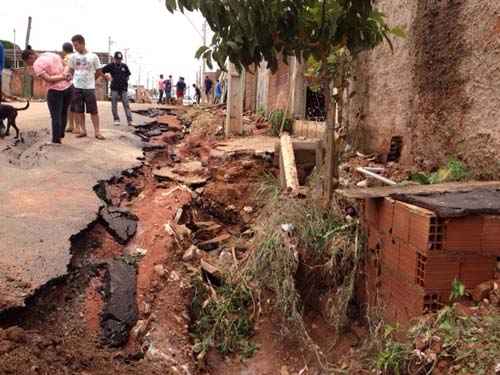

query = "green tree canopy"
165;0;401;73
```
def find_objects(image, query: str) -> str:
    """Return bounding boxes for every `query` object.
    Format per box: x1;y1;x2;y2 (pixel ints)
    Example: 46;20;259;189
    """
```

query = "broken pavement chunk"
143;143;166;152
94;180;113;205
101;260;139;348
100;206;139;245
154;161;209;187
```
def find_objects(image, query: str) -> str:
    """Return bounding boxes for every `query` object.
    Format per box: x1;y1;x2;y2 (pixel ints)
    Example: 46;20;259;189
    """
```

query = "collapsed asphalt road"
0;102;149;312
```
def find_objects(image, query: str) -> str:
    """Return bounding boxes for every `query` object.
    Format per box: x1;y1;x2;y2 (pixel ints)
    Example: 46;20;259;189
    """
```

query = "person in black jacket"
102;51;134;126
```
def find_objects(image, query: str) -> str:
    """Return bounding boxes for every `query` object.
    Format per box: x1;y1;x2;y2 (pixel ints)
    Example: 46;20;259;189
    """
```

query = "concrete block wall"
350;0;500;177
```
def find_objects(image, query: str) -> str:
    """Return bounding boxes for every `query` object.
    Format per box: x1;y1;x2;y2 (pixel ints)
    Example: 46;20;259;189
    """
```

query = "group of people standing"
202;75;223;105
157;75;186;105
21;34;134;144
159;74;223;106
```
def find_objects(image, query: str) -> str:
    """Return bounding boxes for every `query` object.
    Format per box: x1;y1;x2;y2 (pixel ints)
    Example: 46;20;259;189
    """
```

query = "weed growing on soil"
407;305;500;374
269;109;293;136
255;172;281;202
362;305;500;375
375;326;410;375
190;276;257;361
243;195;361;368
410;159;470;185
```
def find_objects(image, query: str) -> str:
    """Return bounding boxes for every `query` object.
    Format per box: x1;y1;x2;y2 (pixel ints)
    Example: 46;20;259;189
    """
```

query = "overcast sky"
0;0;212;89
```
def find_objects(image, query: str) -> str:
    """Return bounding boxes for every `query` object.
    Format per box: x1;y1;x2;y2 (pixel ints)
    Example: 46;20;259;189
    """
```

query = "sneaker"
45;141;62;146
113;120;120;126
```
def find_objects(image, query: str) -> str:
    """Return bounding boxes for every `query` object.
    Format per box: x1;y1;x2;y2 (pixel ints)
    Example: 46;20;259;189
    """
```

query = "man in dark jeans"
102;51;134;126
158;74;165;104
22;47;72;144
204;75;213;104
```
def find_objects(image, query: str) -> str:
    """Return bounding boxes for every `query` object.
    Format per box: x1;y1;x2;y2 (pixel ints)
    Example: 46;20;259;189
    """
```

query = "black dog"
0;101;30;139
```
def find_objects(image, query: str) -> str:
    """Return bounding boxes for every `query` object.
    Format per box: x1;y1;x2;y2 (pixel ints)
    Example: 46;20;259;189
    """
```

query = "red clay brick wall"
361;197;498;324
244;70;257;112
267;59;290;113
9;68;106;100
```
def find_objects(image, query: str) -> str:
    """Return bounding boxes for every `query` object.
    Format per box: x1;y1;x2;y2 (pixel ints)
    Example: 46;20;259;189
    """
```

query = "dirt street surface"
0;101;148;311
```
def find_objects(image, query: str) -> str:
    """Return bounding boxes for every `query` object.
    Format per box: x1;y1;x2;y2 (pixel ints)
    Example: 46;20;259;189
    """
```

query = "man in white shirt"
67;34;105;140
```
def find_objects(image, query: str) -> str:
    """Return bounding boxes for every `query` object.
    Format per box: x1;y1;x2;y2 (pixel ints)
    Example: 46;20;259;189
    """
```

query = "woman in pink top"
21;46;72;144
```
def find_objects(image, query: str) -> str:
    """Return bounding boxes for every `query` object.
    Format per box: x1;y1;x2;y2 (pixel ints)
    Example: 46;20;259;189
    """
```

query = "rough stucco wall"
351;0;500;178
350;0;416;164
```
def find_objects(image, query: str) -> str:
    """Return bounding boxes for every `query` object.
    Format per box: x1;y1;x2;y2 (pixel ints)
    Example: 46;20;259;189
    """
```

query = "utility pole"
123;48;129;63
13;29;17;69
137;58;142;86
0;41;4;103
201;20;207;102
25;16;32;48
107;36;115;63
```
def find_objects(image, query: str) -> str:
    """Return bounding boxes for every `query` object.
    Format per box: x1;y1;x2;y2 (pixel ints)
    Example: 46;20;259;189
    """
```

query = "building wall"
243;69;257;112
350;0;500;177
267;58;291;113
9;68;107;100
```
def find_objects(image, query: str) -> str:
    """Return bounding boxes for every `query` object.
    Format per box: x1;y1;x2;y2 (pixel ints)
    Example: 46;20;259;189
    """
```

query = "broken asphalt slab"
0;128;144;312
101;259;139;347
100;206;139;245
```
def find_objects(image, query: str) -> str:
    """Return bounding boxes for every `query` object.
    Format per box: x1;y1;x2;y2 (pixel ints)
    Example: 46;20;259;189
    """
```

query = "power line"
182;13;204;40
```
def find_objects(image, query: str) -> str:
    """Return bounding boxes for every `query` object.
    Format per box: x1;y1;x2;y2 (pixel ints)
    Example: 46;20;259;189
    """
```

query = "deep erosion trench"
0;108;287;374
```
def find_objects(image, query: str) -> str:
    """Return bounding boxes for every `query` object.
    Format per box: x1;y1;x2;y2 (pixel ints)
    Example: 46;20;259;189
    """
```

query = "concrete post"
225;63;244;137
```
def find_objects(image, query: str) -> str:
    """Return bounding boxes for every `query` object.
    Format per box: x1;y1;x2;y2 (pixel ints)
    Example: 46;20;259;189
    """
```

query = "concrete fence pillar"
225;63;244;137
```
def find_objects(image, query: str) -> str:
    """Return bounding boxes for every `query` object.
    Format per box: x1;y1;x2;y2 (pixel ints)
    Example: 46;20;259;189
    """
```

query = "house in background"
3;48;111;100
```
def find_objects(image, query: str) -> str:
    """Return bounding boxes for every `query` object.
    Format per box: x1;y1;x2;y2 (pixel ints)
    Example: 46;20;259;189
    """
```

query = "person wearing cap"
102;51;134;126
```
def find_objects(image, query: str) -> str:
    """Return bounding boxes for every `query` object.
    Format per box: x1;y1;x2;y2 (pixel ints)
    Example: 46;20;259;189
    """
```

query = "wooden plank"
337;181;500;200
280;132;300;192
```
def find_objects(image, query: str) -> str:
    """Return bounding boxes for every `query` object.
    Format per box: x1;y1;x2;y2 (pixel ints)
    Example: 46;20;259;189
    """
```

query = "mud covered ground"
1;107;339;375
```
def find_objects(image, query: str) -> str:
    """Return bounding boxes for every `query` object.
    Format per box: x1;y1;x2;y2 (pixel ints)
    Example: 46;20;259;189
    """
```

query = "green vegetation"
375;326;409;375
243;195;360;366
449;279;466;302
268;109;293;136
410;159;470;185
190;276;257;361
255;171;281;202
365;305;500;375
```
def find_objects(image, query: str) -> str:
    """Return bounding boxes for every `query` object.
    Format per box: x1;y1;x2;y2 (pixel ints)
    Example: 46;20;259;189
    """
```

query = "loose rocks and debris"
154;161;209;187
100;206;139;245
